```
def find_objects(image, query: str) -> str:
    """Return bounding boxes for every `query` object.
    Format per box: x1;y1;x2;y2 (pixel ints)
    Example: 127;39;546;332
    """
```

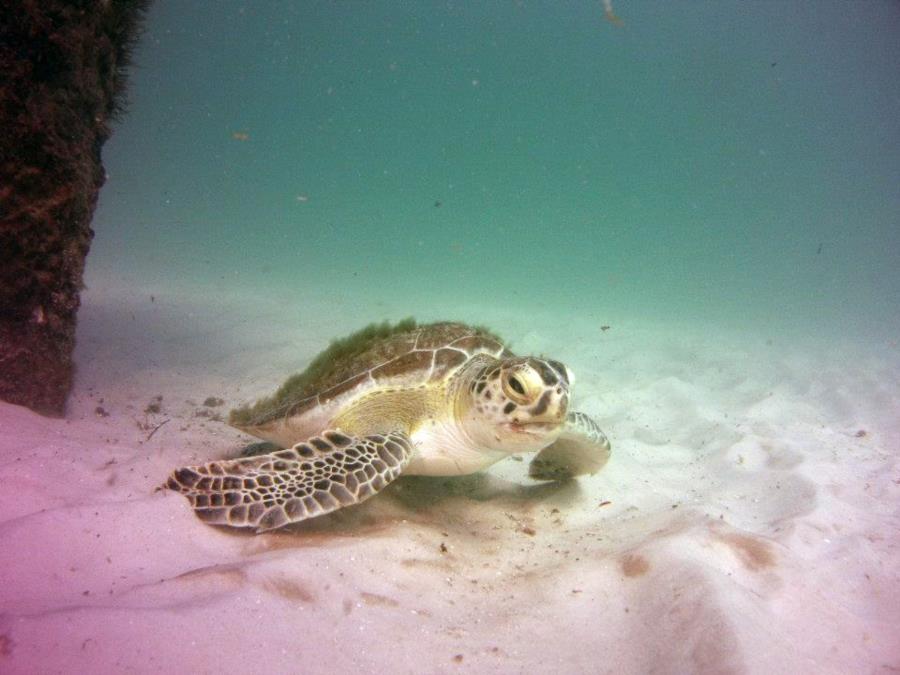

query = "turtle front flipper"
166;430;414;532
528;411;611;481
238;441;281;458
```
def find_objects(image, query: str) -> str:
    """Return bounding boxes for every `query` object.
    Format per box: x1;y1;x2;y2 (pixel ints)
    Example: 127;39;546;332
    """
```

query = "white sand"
1;278;898;674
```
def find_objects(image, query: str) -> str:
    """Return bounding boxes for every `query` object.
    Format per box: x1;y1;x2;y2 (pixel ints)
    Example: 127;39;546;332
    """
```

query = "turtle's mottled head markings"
461;356;570;454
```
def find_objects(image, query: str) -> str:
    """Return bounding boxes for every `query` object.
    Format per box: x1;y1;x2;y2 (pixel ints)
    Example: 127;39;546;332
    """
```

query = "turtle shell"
229;319;511;430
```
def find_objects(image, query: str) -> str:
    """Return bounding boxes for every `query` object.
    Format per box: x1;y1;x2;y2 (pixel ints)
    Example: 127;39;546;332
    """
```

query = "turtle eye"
509;377;525;395
503;373;530;403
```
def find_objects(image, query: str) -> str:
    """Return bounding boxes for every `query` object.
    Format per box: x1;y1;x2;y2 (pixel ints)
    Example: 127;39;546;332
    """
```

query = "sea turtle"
165;319;611;532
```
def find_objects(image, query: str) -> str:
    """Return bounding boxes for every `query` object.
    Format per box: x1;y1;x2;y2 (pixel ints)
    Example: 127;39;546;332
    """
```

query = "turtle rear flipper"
528;411;610;481
166;430;414;532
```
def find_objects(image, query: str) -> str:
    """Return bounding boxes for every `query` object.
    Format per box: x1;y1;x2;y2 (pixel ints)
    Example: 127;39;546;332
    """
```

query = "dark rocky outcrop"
0;0;150;415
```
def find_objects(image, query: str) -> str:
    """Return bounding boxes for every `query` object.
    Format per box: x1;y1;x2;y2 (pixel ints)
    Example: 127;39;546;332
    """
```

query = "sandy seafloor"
0;275;897;675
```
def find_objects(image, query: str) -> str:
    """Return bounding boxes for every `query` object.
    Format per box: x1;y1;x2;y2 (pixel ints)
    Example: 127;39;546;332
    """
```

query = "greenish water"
90;1;900;336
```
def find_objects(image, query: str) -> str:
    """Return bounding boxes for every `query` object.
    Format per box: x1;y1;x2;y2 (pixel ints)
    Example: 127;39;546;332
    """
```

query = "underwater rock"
0;0;151;415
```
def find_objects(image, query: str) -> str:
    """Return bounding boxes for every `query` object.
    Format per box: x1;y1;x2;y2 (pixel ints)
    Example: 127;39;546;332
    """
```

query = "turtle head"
460;357;571;454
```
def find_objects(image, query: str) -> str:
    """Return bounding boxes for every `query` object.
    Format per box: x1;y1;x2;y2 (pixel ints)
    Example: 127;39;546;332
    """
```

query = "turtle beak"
527;388;568;424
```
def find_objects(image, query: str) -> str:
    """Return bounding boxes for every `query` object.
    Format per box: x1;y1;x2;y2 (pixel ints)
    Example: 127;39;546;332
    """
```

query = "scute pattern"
237;322;510;429
166;430;414;532
566;411;610;448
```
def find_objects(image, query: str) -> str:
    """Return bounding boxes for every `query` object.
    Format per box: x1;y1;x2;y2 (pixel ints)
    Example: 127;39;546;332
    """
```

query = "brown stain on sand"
718;533;775;571
401;556;455;573
360;591;400;608
263;576;317;603
621;553;650;577
174;564;247;589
